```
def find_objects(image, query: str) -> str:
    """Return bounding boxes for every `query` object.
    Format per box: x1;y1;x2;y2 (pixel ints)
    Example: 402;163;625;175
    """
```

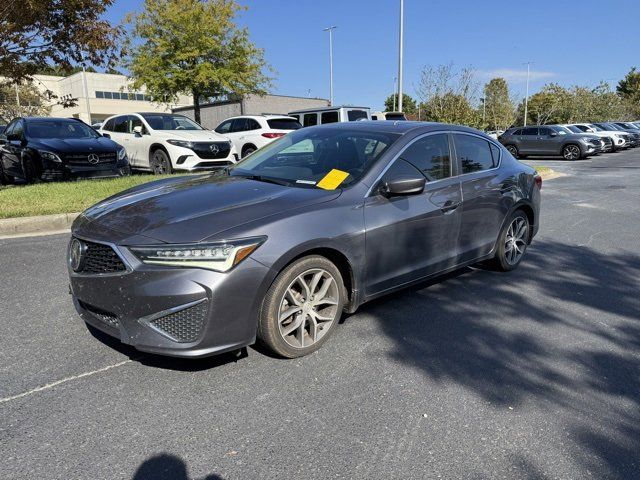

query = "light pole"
523;61;533;126
480;97;486;128
397;0;404;112
323;26;337;106
392;77;397;111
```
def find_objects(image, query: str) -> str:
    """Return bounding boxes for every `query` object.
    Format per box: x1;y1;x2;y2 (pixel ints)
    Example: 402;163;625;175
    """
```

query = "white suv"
566;123;627;151
214;115;302;158
99;113;237;173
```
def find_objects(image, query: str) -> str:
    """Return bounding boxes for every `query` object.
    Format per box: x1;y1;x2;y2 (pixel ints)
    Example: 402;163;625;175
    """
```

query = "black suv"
498;125;602;160
0;117;130;184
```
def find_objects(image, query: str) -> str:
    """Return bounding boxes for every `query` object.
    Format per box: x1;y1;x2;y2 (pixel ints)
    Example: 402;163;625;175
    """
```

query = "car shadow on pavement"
359;240;640;479
132;453;224;480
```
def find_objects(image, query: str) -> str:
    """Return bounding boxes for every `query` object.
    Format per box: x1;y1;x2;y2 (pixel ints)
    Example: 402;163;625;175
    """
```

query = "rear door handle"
441;200;460;214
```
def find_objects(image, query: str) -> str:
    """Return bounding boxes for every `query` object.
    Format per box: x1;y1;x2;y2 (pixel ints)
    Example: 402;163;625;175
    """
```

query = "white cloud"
478;68;557;83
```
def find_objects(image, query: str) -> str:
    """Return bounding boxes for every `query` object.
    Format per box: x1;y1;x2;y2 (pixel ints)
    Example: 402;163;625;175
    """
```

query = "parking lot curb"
0;212;80;239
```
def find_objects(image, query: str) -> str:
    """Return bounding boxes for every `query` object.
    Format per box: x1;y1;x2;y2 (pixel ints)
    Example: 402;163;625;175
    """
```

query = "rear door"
453;133;505;261
519;127;539;153
128;115;153;167
537;127;561;154
364;132;462;294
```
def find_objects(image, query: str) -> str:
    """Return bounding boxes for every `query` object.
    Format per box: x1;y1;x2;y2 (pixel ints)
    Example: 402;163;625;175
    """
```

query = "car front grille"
79;301;120;328
64;152;117;166
149;300;209;343
77;239;127;274
190;142;231;159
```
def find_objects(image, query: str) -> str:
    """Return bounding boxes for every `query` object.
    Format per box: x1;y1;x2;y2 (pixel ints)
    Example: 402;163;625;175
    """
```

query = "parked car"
68;121;540;359
611;122;640;143
288;106;371;127
371;111;407;121
498;125;602;160
99;113;237;174
561;124;614;152
0;117;130;184
568;123;629;151
214;115;302;158
91;122;103;130
594;123;640;147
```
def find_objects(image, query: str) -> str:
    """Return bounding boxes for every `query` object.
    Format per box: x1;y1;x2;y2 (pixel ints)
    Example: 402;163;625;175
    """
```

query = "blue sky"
105;0;640;110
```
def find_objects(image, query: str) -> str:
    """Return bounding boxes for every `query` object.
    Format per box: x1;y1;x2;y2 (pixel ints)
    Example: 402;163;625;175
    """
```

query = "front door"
518;127;539;153
364;132;462;295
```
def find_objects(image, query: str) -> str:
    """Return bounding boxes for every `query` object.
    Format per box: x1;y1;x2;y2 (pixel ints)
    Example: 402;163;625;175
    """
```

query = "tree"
617;67;640;118
0;0;121;83
0;83;51;119
384;93;417;116
482;78;516;131
416;64;482;127
516;83;570;125
125;0;272;123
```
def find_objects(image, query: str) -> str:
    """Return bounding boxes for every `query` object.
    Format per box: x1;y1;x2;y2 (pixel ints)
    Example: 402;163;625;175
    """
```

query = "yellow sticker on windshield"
316;169;350;190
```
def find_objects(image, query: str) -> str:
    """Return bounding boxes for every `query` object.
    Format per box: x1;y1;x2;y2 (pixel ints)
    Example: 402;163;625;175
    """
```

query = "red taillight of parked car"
534;174;542;190
261;132;286;139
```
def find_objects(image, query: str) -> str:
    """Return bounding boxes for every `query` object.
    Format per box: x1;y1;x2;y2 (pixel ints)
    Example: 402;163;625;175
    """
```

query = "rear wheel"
241;145;256;158
505;145;519;158
562;144;582;160
22;157;39;183
490;211;530;272
150;148;172;175
258;255;345;358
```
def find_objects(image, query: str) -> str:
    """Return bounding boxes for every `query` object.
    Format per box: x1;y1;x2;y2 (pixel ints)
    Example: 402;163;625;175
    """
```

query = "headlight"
167;139;194;149
129;237;266;272
117;147;127;160
39;151;61;163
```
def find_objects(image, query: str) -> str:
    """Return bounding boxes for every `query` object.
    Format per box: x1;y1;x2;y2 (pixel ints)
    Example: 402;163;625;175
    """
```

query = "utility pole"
397;0;404;112
523;61;533;126
82;66;92;123
15;84;20;107
323;26;337;106
392;77;397;111
480;97;486;127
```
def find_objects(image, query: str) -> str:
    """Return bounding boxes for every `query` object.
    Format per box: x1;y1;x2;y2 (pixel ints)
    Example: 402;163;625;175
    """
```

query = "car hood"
74;174;342;244
33;137;119;153
153;130;229;142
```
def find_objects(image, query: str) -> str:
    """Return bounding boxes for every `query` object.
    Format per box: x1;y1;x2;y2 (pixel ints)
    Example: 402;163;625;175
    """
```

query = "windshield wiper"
231;172;291;186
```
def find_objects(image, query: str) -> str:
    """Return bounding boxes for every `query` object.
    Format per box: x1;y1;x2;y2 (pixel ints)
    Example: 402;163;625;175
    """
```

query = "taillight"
534;174;542;190
261;132;286;139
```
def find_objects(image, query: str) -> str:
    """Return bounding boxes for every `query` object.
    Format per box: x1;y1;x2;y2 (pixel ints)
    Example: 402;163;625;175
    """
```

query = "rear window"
347;110;368;121
384;113;406;120
267;118;302;130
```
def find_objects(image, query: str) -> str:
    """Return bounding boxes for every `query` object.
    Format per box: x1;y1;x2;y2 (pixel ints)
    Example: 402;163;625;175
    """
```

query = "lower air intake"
150;300;209;343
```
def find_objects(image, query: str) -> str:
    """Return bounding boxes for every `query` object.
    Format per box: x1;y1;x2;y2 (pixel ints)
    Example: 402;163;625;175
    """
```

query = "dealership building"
173;94;330;130
30;71;192;124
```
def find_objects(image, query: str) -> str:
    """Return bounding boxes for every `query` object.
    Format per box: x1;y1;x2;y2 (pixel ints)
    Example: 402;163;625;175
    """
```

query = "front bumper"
68;237;276;358
42;158;131;180
167;144;238;172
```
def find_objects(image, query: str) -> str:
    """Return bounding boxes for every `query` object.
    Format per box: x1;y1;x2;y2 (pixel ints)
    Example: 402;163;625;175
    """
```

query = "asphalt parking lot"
1;149;639;480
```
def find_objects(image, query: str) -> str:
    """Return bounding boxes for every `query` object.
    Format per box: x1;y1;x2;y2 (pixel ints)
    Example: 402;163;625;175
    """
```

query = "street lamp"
323;26;337;106
397;0;404;112
480;97;486;127
523;61;533;126
393;77;397;111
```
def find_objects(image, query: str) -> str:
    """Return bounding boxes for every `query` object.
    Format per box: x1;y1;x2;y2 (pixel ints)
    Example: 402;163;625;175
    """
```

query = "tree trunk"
193;90;201;124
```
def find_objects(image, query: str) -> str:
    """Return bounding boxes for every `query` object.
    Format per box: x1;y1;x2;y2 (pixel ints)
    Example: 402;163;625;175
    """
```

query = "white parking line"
0;360;133;405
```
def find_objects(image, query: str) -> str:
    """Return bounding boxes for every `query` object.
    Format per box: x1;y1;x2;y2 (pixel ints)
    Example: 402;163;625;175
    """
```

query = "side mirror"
133;126;143;136
549;132;558;137
102;133;111;139
380;175;426;197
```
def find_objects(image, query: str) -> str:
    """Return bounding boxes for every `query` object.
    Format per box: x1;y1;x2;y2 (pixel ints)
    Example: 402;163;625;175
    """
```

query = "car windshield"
229;127;400;188
566;125;582;133
606;123;623;131
552;126;570;135
26;120;100;139
589;124;604;131
141;114;203;131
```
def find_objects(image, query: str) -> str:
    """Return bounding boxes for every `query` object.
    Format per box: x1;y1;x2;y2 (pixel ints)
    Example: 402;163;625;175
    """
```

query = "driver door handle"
441;200;461;214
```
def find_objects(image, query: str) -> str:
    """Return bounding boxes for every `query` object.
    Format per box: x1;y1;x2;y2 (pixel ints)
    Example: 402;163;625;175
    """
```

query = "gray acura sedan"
68;122;541;359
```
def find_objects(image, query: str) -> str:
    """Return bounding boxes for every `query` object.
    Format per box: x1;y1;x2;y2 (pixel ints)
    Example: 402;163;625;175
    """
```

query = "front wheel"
257;255;345;358
22;157;39;183
562;144;582;161
150;149;173;175
490;211;530;272
505;145;519;158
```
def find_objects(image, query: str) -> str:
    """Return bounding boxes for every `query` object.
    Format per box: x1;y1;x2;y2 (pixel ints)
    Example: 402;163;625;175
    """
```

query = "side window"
489;143;501;167
215;120;233;134
303;114;318;127
103;118;115;131
399;133;451;181
131;116;144;133
113;116;129;133
247;119;261;130
232;118;249;132
347;110;368;121
512;129;522;135
321;111;339;124
522;127;538;136
538;128;550;136
378;158;424;194
12;120;24;139
453;134;496;174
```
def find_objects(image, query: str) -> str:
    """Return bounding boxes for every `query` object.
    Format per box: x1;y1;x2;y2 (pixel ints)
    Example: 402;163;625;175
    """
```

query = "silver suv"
498;125;602;160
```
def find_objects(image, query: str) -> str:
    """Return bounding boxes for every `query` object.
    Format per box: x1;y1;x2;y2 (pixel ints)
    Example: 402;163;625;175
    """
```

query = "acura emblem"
208;144;219;155
69;238;86;272
88;153;100;164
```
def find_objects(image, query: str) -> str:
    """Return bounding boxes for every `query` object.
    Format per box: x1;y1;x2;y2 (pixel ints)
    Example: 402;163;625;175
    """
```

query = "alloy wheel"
506;145;518;157
277;268;339;349
504;217;528;265
563;145;580;160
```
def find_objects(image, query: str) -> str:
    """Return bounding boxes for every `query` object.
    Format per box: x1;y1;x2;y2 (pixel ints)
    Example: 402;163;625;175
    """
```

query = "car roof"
304;121;493;137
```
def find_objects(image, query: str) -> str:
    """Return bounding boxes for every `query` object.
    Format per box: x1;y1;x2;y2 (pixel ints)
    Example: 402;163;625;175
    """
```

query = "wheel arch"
148;142;170;160
241;143;258;157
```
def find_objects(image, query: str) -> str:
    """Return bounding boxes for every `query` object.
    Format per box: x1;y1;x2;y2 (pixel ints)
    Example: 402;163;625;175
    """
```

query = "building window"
95;91;104;99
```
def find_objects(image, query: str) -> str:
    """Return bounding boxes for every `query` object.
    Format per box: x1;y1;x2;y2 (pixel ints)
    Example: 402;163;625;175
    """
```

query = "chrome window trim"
450;131;502;179
365;130;455;197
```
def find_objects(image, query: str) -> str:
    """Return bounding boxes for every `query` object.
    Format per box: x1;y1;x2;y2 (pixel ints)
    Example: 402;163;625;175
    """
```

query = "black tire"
150;148;173;175
0;161;14;185
505;145;519;158
241;145;256;158
22;157;39;183
490;210;530;272
562;144;583;161
257;255;346;358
